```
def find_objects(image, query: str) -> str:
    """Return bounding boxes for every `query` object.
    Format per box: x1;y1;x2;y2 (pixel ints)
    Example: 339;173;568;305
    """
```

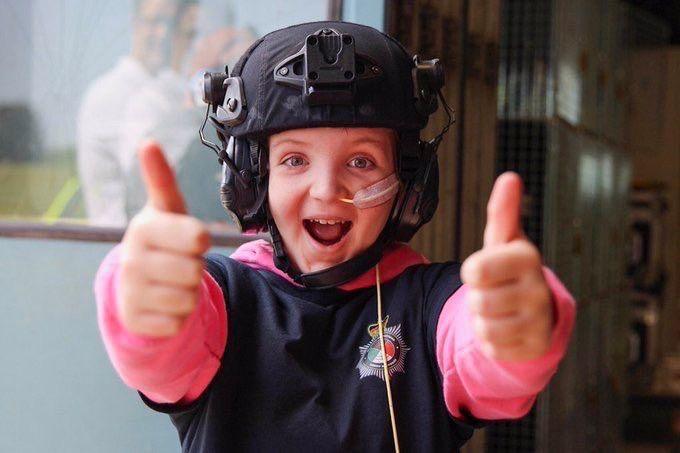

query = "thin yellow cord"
376;264;400;453
339;198;353;204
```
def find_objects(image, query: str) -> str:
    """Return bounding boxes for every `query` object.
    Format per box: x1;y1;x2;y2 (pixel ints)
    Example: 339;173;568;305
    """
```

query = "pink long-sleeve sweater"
95;239;575;421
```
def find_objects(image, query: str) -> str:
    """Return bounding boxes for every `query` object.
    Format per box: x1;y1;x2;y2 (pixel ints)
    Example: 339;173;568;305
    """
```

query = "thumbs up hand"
118;142;211;337
460;172;553;362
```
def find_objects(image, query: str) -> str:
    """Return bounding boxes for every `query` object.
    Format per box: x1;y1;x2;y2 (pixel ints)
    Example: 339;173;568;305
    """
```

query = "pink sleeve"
94;244;228;405
436;267;576;421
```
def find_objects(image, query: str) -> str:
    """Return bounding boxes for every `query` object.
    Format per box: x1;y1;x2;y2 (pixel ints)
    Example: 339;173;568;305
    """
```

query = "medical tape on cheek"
340;173;400;209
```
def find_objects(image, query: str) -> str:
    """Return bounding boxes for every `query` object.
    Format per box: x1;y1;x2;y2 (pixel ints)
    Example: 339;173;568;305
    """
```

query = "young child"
95;21;575;452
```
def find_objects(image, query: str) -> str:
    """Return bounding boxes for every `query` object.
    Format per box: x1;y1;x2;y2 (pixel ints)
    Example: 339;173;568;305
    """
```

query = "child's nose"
308;168;348;202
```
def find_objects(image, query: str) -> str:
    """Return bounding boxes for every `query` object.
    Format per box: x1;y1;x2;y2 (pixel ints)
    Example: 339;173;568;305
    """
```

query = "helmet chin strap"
267;173;401;289
269;219;395;289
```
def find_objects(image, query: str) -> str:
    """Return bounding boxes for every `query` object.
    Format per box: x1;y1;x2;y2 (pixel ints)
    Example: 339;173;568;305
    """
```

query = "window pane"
0;0;329;230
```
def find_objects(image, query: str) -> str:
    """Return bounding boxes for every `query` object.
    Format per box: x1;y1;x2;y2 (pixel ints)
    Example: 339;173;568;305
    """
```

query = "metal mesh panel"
492;1;636;451
484;407;538;453
496;120;547;247
497;0;552;120
485;1;552;450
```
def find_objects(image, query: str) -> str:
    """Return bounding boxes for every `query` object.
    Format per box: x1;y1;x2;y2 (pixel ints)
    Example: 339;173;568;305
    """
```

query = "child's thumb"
483;172;523;248
138;141;187;214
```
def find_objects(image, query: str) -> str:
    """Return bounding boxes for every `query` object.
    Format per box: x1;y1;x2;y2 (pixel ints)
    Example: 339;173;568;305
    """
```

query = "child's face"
268;127;396;274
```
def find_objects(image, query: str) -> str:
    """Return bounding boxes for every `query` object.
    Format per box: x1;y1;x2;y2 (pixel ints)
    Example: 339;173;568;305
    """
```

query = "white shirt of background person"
76;0;179;227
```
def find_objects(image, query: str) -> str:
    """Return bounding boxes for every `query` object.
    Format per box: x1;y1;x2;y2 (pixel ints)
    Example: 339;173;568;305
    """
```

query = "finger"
474;315;527;346
461;240;541;288
466;282;549;319
139;141;187;214
136;285;199;316
484;172;523;248
134;312;185;338
467;286;519;319
133;249;205;289
129;210;211;255
478;341;529;362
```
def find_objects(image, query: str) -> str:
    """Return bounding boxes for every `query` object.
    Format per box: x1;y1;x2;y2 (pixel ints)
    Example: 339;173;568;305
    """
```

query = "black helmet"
200;20;450;289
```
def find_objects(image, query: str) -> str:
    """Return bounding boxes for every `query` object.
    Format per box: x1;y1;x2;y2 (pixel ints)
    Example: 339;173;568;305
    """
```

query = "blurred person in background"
76;0;179;227
119;16;255;225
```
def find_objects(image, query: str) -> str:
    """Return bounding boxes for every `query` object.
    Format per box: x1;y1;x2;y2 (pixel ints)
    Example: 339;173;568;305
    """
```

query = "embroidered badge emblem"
356;316;410;381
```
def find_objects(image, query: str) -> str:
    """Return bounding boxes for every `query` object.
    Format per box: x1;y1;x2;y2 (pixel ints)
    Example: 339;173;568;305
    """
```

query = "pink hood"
229;239;430;291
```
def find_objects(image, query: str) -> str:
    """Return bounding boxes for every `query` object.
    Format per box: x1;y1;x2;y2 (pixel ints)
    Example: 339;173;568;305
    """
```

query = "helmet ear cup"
219;137;268;233
391;140;439;243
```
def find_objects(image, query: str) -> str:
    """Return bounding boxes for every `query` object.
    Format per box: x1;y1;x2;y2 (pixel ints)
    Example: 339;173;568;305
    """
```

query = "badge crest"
356;316;410;381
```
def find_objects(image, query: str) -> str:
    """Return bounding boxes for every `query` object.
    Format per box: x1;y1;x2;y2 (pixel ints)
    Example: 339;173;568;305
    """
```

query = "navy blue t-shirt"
139;253;484;452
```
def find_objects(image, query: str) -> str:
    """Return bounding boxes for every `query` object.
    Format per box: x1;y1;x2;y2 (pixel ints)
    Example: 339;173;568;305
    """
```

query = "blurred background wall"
0;0;678;452
385;0;679;451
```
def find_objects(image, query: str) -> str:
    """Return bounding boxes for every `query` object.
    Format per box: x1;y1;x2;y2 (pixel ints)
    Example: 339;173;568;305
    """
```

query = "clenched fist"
461;172;553;362
118;142;211;337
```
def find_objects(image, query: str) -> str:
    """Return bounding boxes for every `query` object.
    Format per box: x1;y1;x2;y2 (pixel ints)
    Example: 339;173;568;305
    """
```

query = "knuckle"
129;209;153;232
474;317;492;341
118;278;142;310
117;299;135;330
475;293;492;316
523;283;549;313
523;340;548;360
158;322;177;337
467;257;490;284
145;313;182;338
189;260;205;284
532;283;550;306
467;289;483;312
164;317;184;336
122;310;147;336
462;252;483;283
125;212;157;245
480;342;500;359
182;218;210;252
160;287;197;315
193;227;211;252
508;319;525;337
119;254;140;276
125;216;143;236
175;291;198;314
523;243;541;267
476;258;495;283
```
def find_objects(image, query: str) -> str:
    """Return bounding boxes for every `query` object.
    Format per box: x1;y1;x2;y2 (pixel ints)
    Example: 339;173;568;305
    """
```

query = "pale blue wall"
342;0;385;31
0;237;235;453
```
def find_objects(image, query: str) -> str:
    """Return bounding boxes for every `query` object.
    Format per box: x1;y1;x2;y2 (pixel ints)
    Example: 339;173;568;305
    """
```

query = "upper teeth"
311;219;345;225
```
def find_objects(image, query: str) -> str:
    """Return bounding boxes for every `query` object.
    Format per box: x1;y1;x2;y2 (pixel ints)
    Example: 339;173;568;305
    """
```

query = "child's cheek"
267;175;301;238
355;204;392;248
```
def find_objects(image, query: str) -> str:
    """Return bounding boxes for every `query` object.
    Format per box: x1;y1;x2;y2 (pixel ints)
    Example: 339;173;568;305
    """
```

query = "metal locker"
553;0;600;133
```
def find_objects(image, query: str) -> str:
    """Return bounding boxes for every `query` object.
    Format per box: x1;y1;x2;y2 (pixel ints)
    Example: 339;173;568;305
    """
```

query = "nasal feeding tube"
339;173;400;208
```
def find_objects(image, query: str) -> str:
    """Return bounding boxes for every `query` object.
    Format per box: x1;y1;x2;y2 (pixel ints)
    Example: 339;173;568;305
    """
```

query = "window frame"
0;0;340;245
0;221;258;246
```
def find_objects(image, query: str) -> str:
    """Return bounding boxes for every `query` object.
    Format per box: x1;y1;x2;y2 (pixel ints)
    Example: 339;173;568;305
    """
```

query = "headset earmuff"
388;56;448;243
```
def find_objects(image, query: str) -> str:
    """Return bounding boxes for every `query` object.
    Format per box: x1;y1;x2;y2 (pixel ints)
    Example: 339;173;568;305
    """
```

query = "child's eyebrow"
349;137;390;148
270;138;309;148
270;136;391;151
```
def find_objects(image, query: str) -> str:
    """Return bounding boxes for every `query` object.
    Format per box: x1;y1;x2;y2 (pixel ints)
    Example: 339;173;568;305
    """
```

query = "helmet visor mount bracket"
412;55;445;117
273;28;383;106
201;67;248;126
216;76;247;126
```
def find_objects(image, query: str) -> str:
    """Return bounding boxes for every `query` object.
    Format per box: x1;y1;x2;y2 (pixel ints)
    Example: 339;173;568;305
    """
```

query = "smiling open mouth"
303;219;353;246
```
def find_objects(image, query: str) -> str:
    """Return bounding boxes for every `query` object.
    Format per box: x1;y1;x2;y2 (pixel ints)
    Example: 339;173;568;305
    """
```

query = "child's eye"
348;157;374;169
283;155;307;167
